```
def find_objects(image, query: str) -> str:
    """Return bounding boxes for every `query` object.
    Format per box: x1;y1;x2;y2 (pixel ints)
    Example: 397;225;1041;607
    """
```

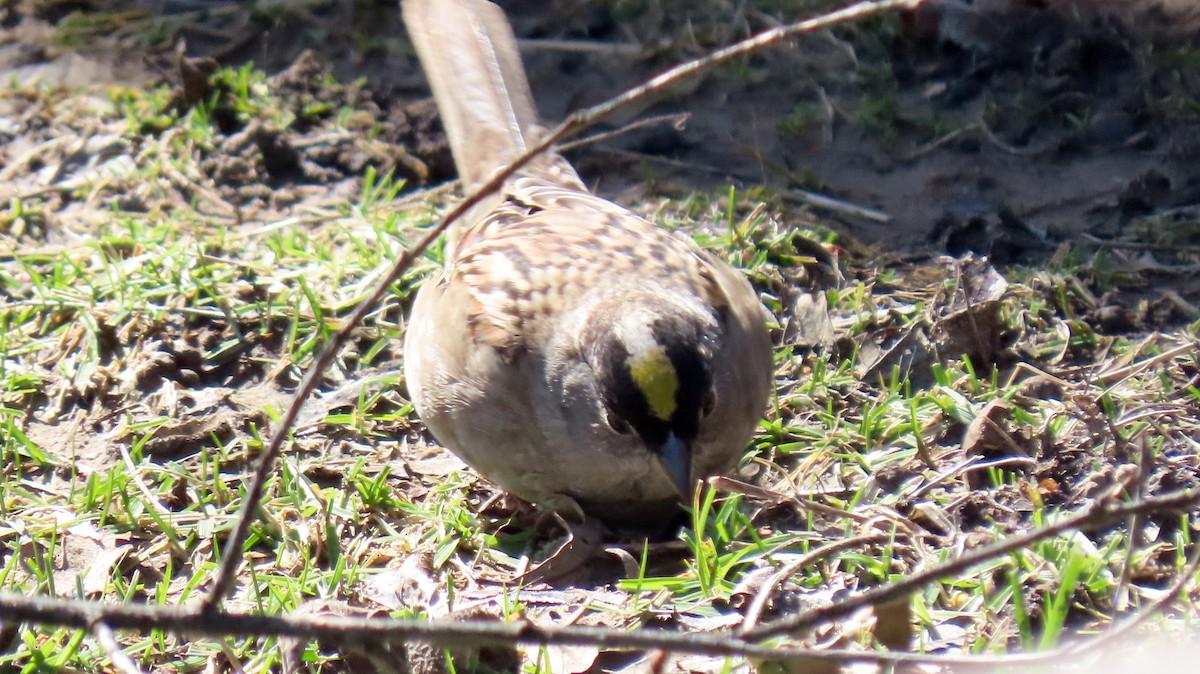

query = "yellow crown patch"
628;347;678;421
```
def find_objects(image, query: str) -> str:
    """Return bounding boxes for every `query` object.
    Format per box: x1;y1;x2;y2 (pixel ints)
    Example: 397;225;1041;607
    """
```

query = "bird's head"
585;300;719;498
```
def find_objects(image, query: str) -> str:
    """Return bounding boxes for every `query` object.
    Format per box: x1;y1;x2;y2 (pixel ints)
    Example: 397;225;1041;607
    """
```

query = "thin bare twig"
0;492;1190;664
7;507;1197;671
1097;340;1196;387
901;123;978;161
901;455;1038;503
200;114;542;609
558;0;920;148
557;112;692;152
781;188;891;223
201;0;924;612
517;37;644;56
744;488;1200;640
1113;434;1154;612
1063;531;1200;656
740;533;892;634
0;590;1082;668
1077;234;1200;256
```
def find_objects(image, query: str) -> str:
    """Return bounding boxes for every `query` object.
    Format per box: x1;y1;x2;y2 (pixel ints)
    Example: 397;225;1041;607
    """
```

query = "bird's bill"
656;432;694;498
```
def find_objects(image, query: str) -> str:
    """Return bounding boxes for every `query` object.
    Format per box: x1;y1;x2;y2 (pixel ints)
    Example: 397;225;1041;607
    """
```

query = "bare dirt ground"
2;0;1200;672
6;0;1200;279
7;0;1200;265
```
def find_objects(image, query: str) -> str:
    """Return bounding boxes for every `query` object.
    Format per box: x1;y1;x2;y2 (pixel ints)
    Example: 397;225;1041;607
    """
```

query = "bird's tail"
402;0;550;193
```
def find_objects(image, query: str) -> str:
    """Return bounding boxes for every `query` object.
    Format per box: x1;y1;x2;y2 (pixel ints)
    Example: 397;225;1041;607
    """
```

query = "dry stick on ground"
0;489;1194;666
743;488;1200;640
0;591;1061;668
948;540;1200;673
739;533;894;633
1112;433;1153;612
1064;536;1200;657
200;0;924;613
557;112;693;152
1077;233;1200;256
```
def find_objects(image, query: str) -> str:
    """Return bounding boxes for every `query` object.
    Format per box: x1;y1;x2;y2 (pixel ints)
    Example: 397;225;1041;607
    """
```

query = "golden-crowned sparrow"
401;0;773;528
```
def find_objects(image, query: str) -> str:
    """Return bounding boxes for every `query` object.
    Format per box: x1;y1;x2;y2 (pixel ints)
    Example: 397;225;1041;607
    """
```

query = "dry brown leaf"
962;399;1015;458
785;291;836;351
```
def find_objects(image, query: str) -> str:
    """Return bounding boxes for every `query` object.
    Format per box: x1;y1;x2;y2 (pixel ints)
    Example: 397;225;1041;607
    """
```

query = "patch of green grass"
858;92;904;147
0;57;444;669
778;103;823;138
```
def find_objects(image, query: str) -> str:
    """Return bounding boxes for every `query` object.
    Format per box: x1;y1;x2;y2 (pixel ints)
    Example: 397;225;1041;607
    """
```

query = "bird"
401;0;773;530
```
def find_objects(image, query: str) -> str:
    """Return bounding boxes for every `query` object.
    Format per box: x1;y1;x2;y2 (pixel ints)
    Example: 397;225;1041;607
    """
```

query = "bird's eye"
701;389;717;418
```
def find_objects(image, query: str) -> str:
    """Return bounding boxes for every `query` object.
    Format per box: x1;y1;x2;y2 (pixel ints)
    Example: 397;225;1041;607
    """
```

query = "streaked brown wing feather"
450;177;725;357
